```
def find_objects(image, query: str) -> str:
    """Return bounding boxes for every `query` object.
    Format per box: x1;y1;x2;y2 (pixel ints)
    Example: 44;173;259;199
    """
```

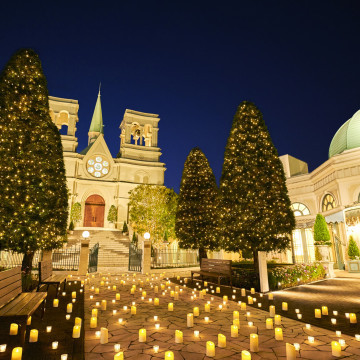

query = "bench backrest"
39;260;53;281
0;267;22;308
201;259;232;275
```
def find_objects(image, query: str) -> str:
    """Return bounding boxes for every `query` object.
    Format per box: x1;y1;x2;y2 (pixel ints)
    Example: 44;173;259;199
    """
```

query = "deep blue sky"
1;1;360;192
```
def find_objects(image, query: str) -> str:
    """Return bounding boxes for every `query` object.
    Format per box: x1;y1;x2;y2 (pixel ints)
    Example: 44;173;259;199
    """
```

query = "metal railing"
151;248;199;269
129;243;142;272
88;243;99;273
0;251;42;269
52;246;80;271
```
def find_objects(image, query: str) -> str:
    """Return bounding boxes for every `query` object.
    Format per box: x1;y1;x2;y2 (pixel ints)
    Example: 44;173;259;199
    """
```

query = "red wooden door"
84;195;105;227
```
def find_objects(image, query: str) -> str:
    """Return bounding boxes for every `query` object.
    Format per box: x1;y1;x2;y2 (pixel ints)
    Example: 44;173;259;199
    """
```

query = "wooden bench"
37;260;66;297
191;259;233;288
0;267;47;343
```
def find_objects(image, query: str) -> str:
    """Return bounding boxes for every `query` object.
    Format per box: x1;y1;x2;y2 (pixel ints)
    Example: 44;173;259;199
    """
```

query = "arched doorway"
84;195;105;227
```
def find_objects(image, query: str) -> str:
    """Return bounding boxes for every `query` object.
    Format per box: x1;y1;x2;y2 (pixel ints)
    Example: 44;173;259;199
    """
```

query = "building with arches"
48;91;166;231
280;109;360;269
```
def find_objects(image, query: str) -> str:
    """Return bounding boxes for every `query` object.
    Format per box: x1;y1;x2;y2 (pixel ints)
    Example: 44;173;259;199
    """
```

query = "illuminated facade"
280;110;360;268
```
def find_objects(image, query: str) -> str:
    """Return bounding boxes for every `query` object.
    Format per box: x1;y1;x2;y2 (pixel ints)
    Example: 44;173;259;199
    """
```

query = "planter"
348;260;360;273
316;245;331;262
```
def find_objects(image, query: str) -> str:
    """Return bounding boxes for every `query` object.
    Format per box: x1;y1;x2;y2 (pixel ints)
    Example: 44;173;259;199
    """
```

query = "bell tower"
118;109;162;162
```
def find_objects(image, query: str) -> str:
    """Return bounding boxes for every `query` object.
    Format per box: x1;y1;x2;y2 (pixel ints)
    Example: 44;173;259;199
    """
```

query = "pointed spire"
89;85;104;135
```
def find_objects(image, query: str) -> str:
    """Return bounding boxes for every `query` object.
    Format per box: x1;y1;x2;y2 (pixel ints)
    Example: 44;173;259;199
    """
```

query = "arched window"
322;194;336;212
291;203;310;216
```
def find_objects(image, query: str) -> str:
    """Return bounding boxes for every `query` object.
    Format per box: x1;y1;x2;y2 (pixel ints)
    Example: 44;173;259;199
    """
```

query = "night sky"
1;1;360;192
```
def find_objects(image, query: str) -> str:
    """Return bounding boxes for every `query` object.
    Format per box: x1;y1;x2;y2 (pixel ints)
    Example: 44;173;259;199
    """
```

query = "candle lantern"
90;317;97;328
286;343;296;360
205;303;210;312
165;351;174;360
10;323;18;335
218;334;226;348
72;325;81;339
100;327;108;344
139;328;146;342
350;313;357;323
72;291;76;299
131;306;137;315
11;347;22;360
53;299;59;308
67;303;73;313
315;309;321;318
233;310;239;320
187;313;194;327
168;303;173;311
116;293;121;300
206;341;215;357
275;327;283;341
154;298;159;306
332;341;341;357
241;302;247;311
175;330;183;343
321;306;328;315
114;352;124;360
282;302;288;311
250;333;259;352
216;287;220;293
231;325;238;337
193;307;199;316
29;329;38;342
269;305;275;317
241;350;251;360
101;300;107;311
274;315;281;325
241;288;246;296
266;318;273;329
52;341;58;350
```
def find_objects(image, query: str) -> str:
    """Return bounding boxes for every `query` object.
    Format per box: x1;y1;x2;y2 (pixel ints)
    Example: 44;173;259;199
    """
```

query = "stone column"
142;240;151;274
42;250;52;263
300;228;309;263
78;239;90;276
258;251;269;293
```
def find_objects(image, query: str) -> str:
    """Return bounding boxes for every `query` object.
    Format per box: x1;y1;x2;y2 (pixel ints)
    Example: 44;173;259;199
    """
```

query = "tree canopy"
128;185;177;244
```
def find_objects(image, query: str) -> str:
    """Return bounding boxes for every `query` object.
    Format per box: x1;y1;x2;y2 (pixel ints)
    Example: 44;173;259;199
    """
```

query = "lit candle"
231;325;238;337
331;318;337;325
155;323;160;329
333;310;338;316
248;296;253;304
241;302;247;311
100;327;108;344
321;306;328;315
101;300;107;311
165;351;174;360
72;325;81;339
66;315;71;320
0;344;6;352
336;331;341;337
233;310;239;320
53;299;59;308
67;303;73;313
204;316;209;323
274;315;281;325
315;309;321;318
46;326;52;333
116;293;120;300
204;281;208;286
268;293;273;300
218;334;226;348
332;341;341;357
206;341;215;357
90;316;97;328
131;288;135;295
27;316;31;325
10;323;18;335
306;324;311;329
241;350;251;360
154;285;159;293
154;298;159;306
72;291;76;299
194;330;199;337
175;330;183;343
11;347;22;360
355;334;360;341
153;345;159;353
282;302;288;311
114;344;121;352
294;343;300;351
275;327;283;341
139;328;146;342
92;308;98;317
95;288;99;294
29;329;38;342
233;318;240;327
250;333;259;352
187;313;194;327
75;317;82;327
297;314;302;319
52;341;58;350
114;352;124;360
223;295;228;302
266;318;273;329
269;305;275;317
142;291;146;297
308;336;314;344
168;303;173;311
216;287;220;293
113;285;117;291
193;307;199;317
286;343;296;360
350;313;357;323
205;303;210;312
131;306;136;315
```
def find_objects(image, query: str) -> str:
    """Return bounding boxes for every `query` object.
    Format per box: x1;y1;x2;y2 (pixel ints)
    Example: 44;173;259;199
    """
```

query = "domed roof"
329;110;360;158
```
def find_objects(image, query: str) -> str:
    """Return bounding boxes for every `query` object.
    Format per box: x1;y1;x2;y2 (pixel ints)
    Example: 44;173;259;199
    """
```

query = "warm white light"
95;331;101;338
118;318;123;324
294;343;300;351
154;316;158;321
52;341;58;349
308;336;314;344
46;326;52;333
0;345;6;352
155;323;160;329
153;345;159;353
194;330;199;337
114;344;121;352
144;232;150;240
336;331;341;337
82;231;90;238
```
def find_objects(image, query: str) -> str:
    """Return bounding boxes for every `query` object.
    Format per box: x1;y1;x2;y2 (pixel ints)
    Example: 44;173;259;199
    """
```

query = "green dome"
329;110;360;158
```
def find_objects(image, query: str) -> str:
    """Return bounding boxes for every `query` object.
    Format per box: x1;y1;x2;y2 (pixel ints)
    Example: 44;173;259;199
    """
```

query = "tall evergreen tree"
175;147;219;259
0;49;68;274
220;101;295;271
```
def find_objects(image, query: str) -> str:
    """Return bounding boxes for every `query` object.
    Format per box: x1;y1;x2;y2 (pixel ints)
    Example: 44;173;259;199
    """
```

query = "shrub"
348;236;360;260
132;232;138;247
69;221;74;231
314;214;331;246
70;202;82;223
107;205;117;223
122;222;128;233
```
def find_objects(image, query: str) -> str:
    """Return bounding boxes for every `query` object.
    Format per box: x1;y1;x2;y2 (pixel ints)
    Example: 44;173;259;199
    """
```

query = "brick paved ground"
84;271;360;359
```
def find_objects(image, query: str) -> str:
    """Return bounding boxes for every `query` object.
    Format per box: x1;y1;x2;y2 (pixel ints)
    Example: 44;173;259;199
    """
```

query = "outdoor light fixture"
82;231;90;238
144;232;150;240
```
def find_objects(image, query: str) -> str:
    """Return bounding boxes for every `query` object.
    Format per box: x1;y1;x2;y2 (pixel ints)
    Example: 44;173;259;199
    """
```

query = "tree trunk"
199;247;208;261
21;251;34;276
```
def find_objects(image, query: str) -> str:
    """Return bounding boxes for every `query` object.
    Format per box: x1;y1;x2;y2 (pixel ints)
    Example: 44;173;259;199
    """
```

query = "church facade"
48;92;166;230
280;109;360;269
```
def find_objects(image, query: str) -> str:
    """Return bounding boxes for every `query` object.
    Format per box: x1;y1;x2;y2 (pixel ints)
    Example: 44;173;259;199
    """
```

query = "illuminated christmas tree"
0;49;68;273
175;147;219;259
220;101;295;271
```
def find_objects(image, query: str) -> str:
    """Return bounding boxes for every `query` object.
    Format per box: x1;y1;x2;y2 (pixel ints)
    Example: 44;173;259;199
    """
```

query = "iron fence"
129;243;142;272
52;246;80;271
151;248;199;269
0;251;42;269
88;243;99;273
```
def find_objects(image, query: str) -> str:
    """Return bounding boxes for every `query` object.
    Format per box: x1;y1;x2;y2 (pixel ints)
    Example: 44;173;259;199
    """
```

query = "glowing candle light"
241;288;246;296
46;326;52;333
266;318;273;329
165;351;174;360
223;295;228;302
114;344;121;352
115;293;120;300
355;334;360;341
11;347;22;360
350;313;357;323
204;316;209;323
206;341;215;357
118;318;123;324
101;300;107;311
331;318;337;325
274;315;281;325
168;303;173;311
0;345;6;352
306;324;311;329
231;325;238;337
308;336;315;344
153;345;159;353
241;302;247;311
67;303;73;313
75;317;82;327
131;306;136;315
282;302;288;311
233;318;240;327
53;299;59;308
90;317;97;328
155;323;160;329
52;341;58;349
286;343;296;360
248;296;253;304
268;293;273;300
333;310;338;316
218;333;226;348
332;341;341;357
95;288;99;294
204;281;208;286
314;309;321;318
92;308;98;317
241;350;251;360
142;291;146;298
114;352;124;360
29;329;38;342
275;327;283;341
187;313;194;327
336;331;341;337
27;316;31;325
154;298;159;306
297;314;302;319
10;323;18;335
294;343;300;351
205;303;210;312
269;305;275;317
131;288;135;295
193;307;199;317
194;330;199;337
66;315;71;320
174;330;183;343
216;287;220;293
72;325;80;339
321;306;328;315
72;291;76;299
250;334;259;352
251;288;255;294
233;310;239;320
139;328;146;342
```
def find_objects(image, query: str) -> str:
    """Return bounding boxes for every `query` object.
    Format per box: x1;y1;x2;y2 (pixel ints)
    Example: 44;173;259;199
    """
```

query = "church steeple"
88;86;104;144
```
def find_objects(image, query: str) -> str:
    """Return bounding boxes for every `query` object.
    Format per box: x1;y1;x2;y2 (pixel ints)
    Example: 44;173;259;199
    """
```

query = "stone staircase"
67;229;130;268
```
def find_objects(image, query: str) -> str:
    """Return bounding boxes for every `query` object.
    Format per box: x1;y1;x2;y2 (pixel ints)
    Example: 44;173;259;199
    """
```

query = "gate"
88;243;99;273
128;243;142;272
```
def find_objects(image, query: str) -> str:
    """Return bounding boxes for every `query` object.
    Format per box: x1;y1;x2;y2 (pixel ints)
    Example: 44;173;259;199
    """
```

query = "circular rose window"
87;156;110;178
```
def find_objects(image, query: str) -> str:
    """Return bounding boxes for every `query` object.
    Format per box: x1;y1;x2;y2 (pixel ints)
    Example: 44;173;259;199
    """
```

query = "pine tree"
175;147;219;259
313;214;331;245
348;236;360;260
0;49;68;274
220;101;295;271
